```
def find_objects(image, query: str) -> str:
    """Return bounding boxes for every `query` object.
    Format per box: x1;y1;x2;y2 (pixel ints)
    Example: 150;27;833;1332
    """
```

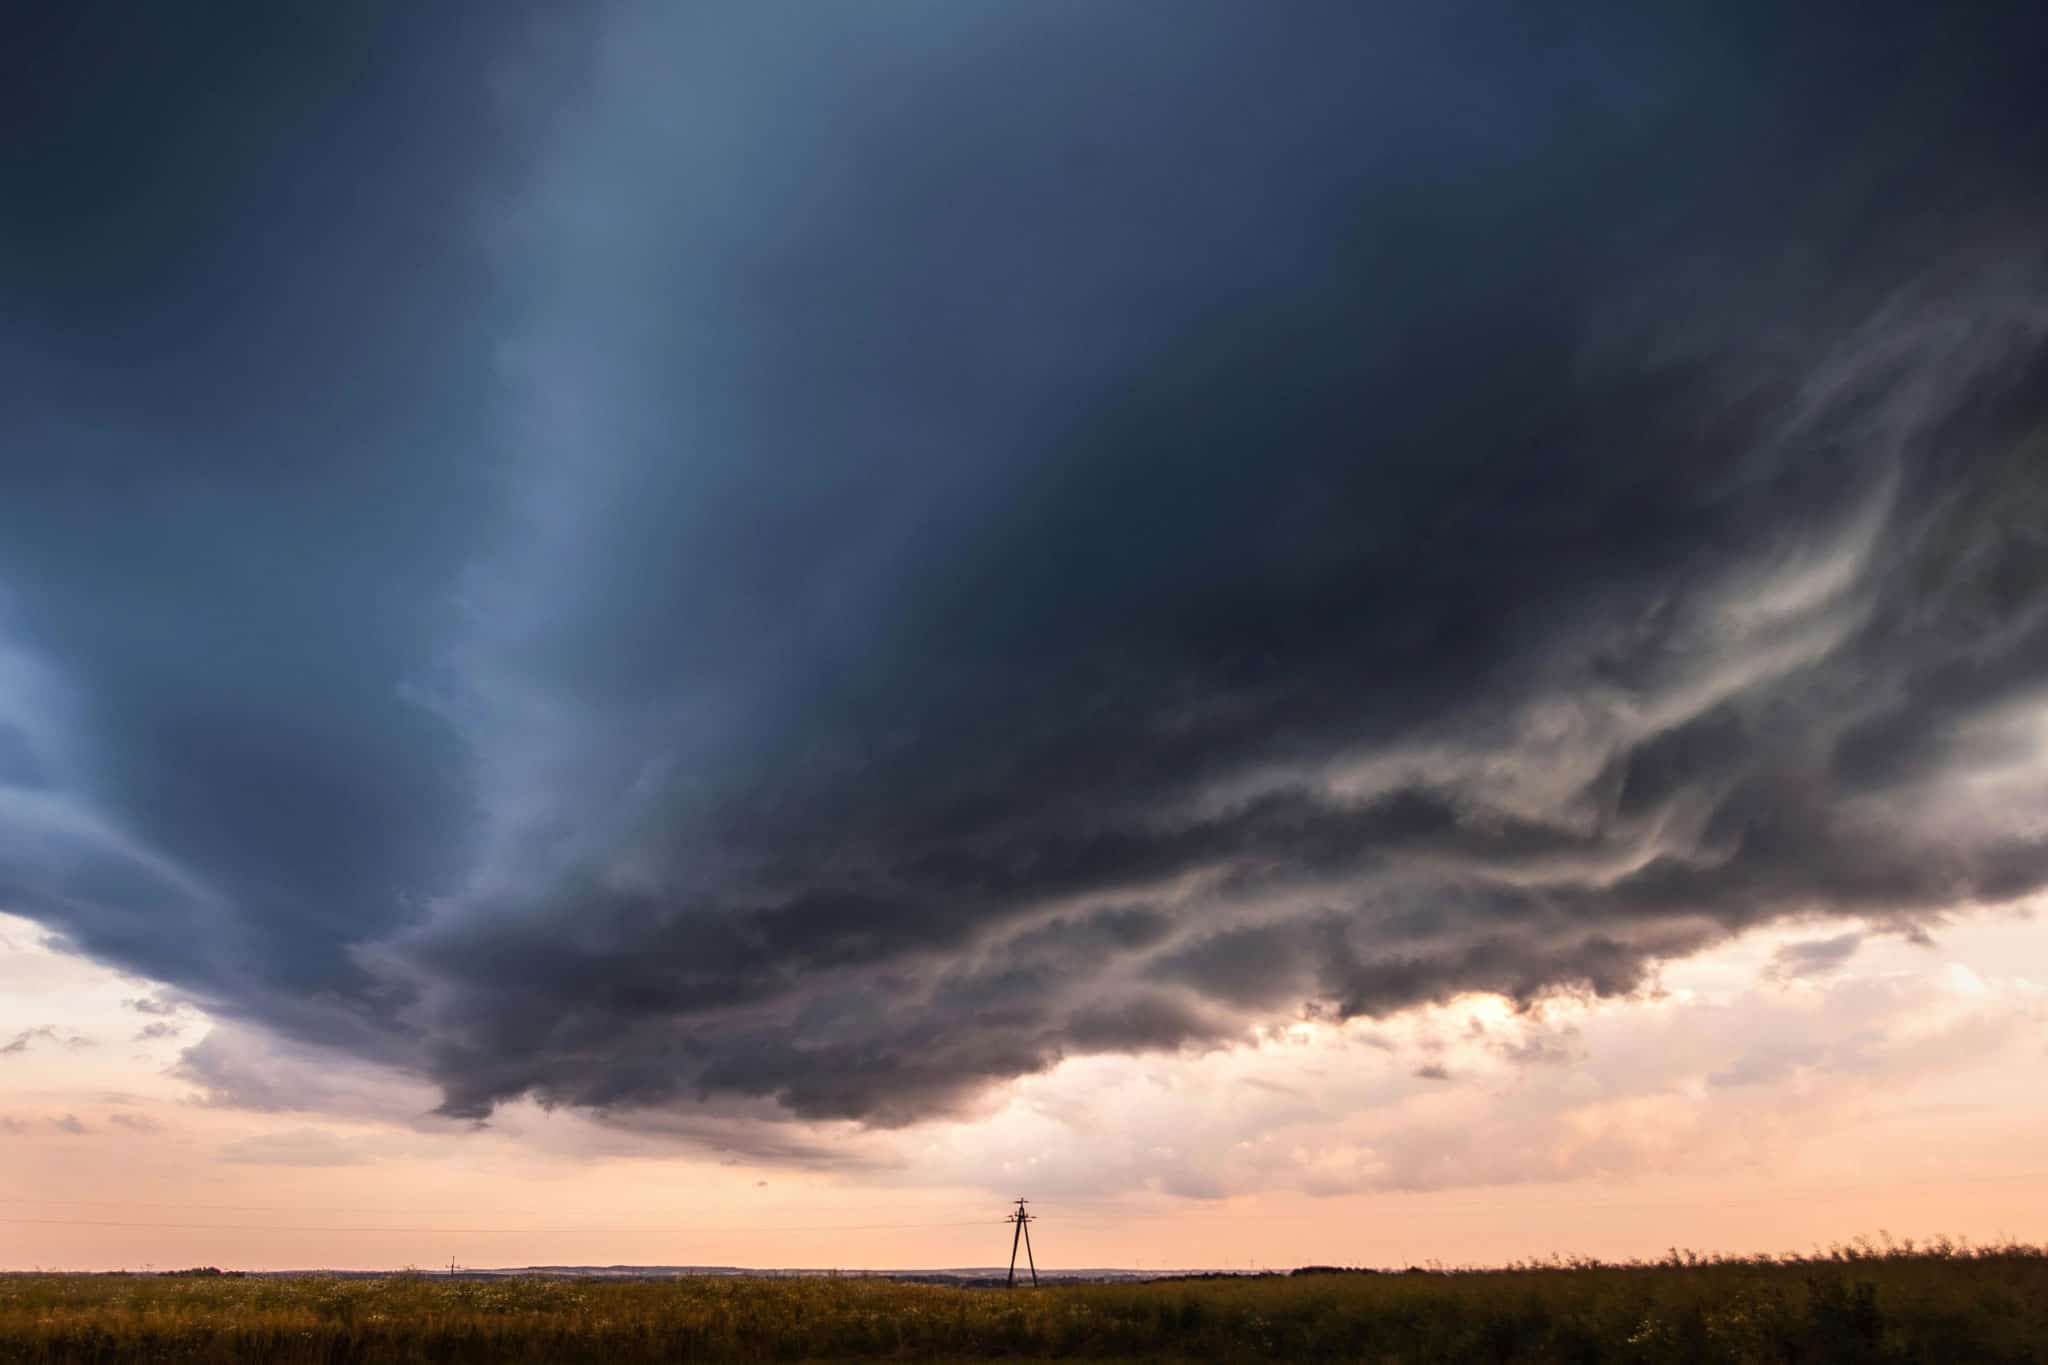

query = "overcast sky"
4;1;2047;1269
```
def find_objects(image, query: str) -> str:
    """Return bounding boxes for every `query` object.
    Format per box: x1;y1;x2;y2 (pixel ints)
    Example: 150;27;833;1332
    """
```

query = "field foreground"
5;1244;2048;1363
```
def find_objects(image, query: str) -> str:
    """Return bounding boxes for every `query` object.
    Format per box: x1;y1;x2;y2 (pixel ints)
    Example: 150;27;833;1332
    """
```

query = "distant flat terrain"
5;1248;2047;1362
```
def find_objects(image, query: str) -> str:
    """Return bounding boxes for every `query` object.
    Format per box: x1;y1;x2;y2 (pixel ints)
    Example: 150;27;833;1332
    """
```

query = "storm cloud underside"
4;2;2047;1131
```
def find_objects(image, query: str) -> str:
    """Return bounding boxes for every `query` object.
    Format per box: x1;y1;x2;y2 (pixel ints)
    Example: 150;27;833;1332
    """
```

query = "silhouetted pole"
1005;1199;1038;1287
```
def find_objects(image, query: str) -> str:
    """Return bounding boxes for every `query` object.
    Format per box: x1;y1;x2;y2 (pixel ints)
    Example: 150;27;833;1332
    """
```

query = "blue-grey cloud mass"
4;2;2046;1131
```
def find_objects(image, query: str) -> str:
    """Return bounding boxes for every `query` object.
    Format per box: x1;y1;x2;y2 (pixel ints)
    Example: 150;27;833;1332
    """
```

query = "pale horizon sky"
7;905;2046;1272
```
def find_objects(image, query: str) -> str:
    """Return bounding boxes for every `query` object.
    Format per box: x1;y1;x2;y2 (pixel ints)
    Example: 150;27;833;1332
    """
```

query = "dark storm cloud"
4;2;2048;1135
2;0;592;1054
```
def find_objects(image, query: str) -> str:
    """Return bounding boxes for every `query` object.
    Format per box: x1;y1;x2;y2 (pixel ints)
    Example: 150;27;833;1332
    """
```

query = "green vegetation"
4;1240;2046;1362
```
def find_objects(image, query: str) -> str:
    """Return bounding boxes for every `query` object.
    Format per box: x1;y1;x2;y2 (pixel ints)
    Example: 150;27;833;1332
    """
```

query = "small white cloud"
1945;963;1990;998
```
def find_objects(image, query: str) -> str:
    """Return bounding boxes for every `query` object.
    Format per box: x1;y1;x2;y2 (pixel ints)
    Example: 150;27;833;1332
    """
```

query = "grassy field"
4;1241;2046;1363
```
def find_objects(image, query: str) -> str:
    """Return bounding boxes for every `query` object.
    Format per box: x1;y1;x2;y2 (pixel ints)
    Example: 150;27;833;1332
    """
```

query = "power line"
0;1196;552;1217
0;1195;953;1218
8;1165;2043;1238
1048;1168;2048;1226
0;1215;1005;1235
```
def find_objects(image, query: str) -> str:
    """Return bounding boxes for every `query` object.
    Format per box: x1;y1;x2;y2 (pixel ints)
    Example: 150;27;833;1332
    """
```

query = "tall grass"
3;1239;2045;1362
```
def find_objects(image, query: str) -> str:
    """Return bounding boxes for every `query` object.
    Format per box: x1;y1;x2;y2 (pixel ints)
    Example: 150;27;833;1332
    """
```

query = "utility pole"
1005;1199;1038;1288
